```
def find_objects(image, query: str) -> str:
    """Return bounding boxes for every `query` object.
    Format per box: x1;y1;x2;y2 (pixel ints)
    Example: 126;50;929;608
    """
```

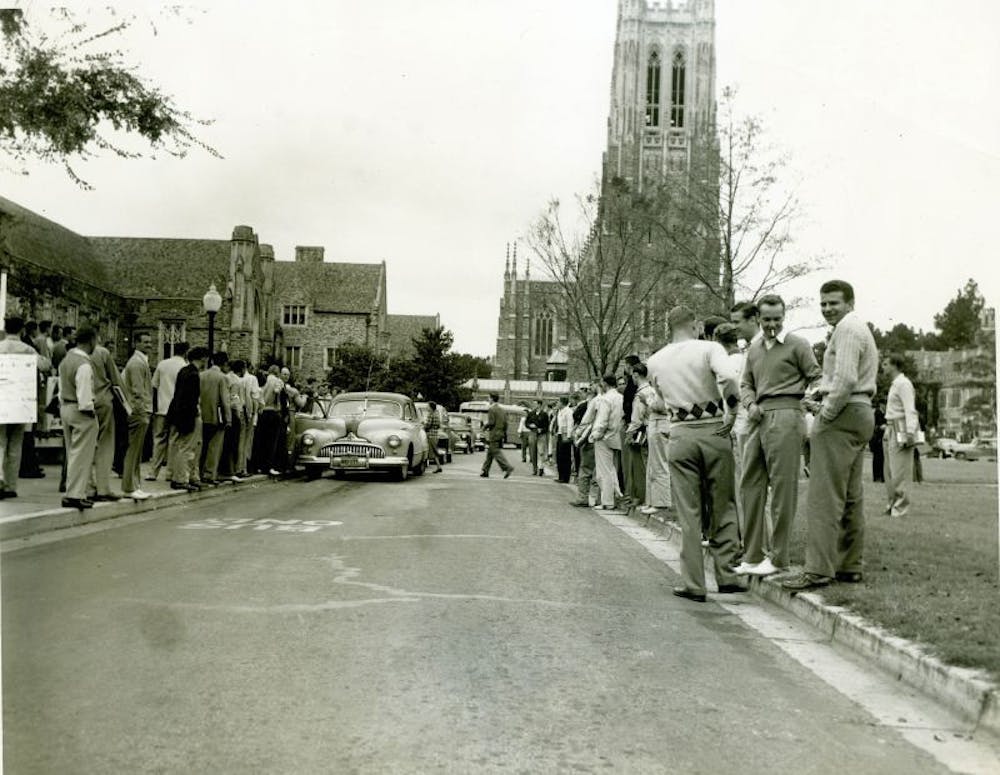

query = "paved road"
2;455;989;773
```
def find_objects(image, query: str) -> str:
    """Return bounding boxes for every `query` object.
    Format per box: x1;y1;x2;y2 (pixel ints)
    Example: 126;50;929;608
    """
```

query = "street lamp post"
202;283;223;357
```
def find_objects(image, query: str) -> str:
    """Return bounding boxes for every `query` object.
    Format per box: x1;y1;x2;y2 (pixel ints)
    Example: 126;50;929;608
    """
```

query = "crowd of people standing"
0;316;320;509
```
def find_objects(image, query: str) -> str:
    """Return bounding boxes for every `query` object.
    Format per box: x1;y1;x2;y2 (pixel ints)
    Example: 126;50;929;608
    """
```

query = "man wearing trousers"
199;351;232;484
89;335;123;501
58;325;99;509
121;332;154;500
589;375;623;510
734;295;821;577
167;347;208;490
569;385;598;506
525;400;550;476
654;306;742;602
148;342;188;481
784;280;878;591
555;396;575;483
480;393;513;479
882;353;919;517
626;363;653;513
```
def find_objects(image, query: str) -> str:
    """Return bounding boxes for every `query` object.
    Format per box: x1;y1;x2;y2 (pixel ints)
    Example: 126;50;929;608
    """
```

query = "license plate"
335;457;369;469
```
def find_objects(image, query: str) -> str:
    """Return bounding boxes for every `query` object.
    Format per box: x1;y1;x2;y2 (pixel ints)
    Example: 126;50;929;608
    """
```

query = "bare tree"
525;179;673;377
648;86;822;310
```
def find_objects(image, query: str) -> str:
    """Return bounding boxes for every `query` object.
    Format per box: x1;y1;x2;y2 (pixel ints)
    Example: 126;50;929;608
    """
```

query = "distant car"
295;391;429;481
951;438;997;462
415;402;453;463
447;414;476;454
930;437;959;458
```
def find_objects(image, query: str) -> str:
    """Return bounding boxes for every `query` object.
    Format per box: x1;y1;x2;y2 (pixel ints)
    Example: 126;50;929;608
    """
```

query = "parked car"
951;438;997;461
415;402;453;463
447;414;476;454
455;413;486;451
930;437;959;458
295;391;429;481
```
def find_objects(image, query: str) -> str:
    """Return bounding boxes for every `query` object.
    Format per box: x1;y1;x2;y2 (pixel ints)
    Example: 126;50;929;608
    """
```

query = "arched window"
670;49;686;128
534;312;553;357
645;51;661;128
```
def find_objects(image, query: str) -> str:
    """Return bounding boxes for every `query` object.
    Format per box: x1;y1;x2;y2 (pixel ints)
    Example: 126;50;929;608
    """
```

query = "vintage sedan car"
447;413;476;454
455;413;486;451
415;402;454;463
950;438;997;461
295;392;429;480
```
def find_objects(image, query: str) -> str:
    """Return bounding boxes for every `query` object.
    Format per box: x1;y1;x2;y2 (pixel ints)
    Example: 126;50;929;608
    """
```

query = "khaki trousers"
148;414;170;477
624;441;647;506
61;404;98;500
200;422;225;481
669;422;740;596
122;414;150;493
238;414;255;474
740;407;805;568
804;403;875;578
576;442;597;503
645;417;672;508
594;438;621;507
883;432;913;515
0;423;25;493
168;418;203;485
90;400;115;496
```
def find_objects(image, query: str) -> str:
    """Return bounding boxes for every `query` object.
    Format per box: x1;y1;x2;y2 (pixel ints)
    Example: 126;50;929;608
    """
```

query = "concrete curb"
635;507;1000;741
0;474;297;542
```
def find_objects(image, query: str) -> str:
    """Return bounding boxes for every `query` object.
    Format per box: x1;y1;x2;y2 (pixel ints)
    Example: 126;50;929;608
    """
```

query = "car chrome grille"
320;442;386;459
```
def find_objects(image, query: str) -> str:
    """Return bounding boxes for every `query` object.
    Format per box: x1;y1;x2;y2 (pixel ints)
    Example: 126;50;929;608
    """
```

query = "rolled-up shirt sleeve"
76;363;95;411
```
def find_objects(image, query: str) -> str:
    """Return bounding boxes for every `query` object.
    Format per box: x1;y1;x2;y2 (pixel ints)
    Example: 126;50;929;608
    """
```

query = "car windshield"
449;417;470;429
308;399;332;419
330;399;403;419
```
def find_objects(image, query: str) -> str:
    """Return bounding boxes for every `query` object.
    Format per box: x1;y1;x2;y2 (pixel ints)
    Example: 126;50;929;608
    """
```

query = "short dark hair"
757;294;786;312
428;400;437;410
668;306;696;329
75;325;97;346
188;346;209;361
559;396;569;406
63;325;75;336
624;354;641;366
730;301;759;320
39;320;51;333
211;351;229;366
602;374;617;388
489;392;500;402
174;341;190;356
632;363;648;378
51;324;63;338
24;320;38;334
885;352;908;371
702;315;728;339
231;359;246;372
4;316;25;335
714;323;740;346
820;280;855;304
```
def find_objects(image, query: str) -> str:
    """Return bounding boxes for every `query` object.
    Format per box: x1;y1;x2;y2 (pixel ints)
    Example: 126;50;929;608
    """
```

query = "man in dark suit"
480;393;513;479
167;347;208;491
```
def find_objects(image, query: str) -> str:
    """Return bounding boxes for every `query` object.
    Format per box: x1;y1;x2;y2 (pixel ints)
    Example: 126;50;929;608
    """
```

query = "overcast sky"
4;0;999;355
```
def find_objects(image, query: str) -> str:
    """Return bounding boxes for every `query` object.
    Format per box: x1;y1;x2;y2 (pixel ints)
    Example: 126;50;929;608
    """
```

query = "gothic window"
282;304;307;326
284;345;302;369
324;347;337;370
159;320;186;360
533;312;553;357
645;51;661;128
670;49;686;129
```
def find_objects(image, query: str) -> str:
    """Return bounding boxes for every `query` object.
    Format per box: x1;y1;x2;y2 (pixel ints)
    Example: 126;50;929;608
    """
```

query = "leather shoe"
781;572;831;592
835;571;864;583
479;473;489;478
91;494;121;502
568;499;589;507
716;584;745;594
61;497;94;510
672;587;707;603
503;469;512;479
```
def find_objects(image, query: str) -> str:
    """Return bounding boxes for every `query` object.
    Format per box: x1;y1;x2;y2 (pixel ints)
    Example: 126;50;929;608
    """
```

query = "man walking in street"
148;342;188;482
783;280;877;591
424;401;444;473
480;393;513;479
589;375;623;511
882;353;920;517
0;317;51;500
167;347;208;491
120;332;154;500
654;306;742;602
199;351;232;485
58;325;99;509
733;295;821;578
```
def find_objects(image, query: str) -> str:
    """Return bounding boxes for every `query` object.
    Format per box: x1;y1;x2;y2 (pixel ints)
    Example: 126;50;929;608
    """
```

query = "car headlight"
387;435;401;448
302;435;315;447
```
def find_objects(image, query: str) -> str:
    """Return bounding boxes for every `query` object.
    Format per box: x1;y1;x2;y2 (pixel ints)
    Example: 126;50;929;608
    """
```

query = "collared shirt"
556;406;575;437
589;390;623;447
628;381;656;435
239;373;262;415
260;374;285;410
89;345;121;405
762;328;788;351
818;311;878;421
70;347;95;411
122;349;153;416
152;355;187;416
886;373;919;434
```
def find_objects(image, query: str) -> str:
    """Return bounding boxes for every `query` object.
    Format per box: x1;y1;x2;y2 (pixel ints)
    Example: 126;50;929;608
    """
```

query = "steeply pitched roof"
88;237;231;298
0;195;112;290
387;313;441;356
272;260;383;314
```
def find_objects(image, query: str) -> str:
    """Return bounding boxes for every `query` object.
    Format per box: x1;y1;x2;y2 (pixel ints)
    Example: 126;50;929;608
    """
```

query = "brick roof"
88;237;231;298
272;260;382;314
0;195;112;290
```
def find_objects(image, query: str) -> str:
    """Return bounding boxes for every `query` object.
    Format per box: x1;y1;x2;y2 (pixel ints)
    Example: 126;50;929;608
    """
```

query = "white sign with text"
0;354;37;424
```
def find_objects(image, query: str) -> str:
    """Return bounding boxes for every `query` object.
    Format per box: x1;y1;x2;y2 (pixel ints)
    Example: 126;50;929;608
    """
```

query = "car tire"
413;457;427;476
955;452;966;461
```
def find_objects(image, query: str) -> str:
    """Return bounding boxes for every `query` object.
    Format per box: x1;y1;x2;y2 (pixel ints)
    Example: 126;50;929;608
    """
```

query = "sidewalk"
0;460;279;542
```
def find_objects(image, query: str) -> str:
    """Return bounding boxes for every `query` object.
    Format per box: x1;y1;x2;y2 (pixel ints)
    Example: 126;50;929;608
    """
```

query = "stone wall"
279;312;370;382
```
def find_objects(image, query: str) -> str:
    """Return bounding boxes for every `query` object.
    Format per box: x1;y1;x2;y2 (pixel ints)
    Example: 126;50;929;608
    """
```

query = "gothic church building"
494;0;717;381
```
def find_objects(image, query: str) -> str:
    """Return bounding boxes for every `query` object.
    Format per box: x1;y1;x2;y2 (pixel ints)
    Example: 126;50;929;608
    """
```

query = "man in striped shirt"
783;280;878;591
649;306;742;602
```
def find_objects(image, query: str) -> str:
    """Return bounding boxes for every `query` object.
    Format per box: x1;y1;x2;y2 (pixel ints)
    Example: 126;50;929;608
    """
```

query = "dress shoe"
716;584;746;594
672;587;707;603
145;474;159;482
20;469;45;478
268;469;281;477
170;481;188;490
480;473;489;478
744;557;784;576
62;497;94;510
91;494;122;502
781;572;831;592
639;505;659;515
434;468;443;473
568;499;589;507
0;490;15;499
835;571;864;583
123;489;151;501
732;561;758;575
503;469;512;479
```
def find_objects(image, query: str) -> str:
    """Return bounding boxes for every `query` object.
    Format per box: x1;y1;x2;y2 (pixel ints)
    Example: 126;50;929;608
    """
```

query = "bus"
458;400;527;448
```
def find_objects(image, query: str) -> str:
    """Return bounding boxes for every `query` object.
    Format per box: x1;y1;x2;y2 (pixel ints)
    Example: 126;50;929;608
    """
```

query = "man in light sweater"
121;332;154;500
784;280;878;591
882;353;920;517
589;375;624;509
649;306;743;602
733;295;821;577
148;342;189;481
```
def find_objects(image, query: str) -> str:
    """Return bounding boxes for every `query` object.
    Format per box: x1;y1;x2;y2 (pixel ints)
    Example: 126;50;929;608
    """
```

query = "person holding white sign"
0;317;50;499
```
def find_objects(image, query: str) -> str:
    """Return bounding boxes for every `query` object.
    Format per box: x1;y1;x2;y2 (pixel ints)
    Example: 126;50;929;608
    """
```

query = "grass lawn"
785;455;1000;681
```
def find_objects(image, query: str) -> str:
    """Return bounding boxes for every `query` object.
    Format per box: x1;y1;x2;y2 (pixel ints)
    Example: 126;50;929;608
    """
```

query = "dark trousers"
556;437;573;482
870;433;885;482
482;438;512;475
572;443;581;476
220;415;241;477
19;427;40;475
256;410;284;473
